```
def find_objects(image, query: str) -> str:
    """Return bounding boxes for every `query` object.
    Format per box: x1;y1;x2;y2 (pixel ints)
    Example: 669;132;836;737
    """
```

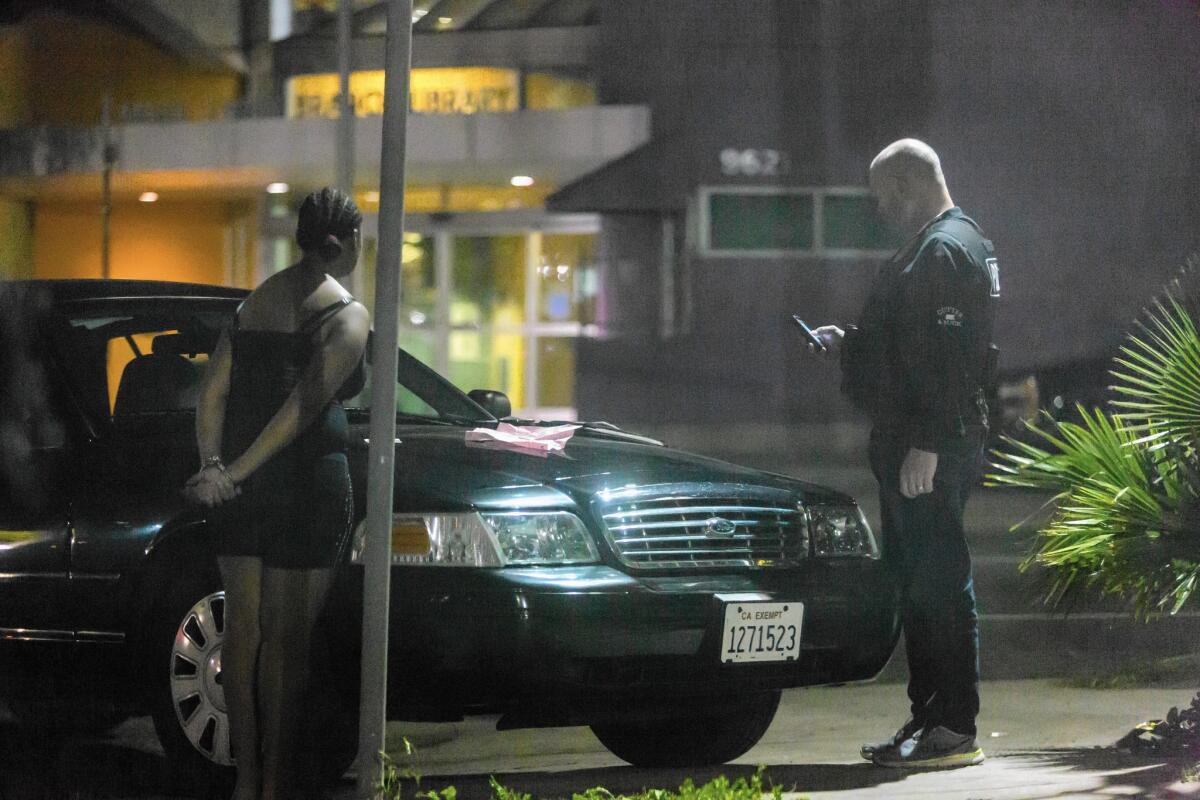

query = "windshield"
345;347;495;424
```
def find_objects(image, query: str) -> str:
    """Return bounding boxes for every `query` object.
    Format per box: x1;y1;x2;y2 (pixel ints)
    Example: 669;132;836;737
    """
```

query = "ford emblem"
704;517;738;538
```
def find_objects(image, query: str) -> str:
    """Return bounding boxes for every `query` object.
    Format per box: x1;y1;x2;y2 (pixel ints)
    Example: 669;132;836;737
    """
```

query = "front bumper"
328;558;900;722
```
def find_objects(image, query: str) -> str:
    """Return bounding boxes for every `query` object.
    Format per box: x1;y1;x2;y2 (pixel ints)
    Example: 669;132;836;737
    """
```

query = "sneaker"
859;718;923;761
873;725;985;769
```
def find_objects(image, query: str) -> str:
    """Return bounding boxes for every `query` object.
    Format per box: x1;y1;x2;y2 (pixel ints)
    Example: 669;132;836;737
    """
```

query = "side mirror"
468;389;511;419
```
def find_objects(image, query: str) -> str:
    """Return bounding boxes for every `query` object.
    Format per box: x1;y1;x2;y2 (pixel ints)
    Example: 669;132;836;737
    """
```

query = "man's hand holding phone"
793;316;845;358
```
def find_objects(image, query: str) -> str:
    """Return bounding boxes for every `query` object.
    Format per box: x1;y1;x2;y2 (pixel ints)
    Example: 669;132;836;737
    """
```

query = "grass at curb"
377;748;800;800
1057;653;1200;690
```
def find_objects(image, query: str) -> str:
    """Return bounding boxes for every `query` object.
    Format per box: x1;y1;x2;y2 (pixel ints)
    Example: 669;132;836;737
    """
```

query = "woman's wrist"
201;459;237;486
224;460;249;485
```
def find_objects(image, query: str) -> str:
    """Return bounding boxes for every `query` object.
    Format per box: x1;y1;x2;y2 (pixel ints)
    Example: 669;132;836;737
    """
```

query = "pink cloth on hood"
464;422;581;456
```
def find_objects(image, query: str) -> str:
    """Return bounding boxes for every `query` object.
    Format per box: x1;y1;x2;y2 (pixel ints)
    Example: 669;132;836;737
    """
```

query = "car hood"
352;424;853;512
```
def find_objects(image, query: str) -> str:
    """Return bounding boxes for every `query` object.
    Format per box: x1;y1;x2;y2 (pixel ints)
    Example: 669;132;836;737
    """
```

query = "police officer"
808;139;998;769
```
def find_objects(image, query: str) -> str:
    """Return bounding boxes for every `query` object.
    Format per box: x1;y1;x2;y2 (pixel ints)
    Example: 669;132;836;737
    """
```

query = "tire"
146;560;236;793
590;690;781;768
145;558;357;793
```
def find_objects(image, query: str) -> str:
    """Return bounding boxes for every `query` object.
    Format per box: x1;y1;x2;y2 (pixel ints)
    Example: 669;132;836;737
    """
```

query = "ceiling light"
266;182;290;194
364;190;380;204
139;191;158;203
438;16;452;24
510;175;534;187
411;8;428;21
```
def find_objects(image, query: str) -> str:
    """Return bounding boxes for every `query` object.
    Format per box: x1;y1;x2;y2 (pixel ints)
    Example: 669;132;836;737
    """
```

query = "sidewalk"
359;680;1197;799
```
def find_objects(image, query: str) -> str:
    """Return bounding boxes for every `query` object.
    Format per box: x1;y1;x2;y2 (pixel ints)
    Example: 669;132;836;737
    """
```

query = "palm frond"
987;259;1200;617
988;395;1200;618
1112;295;1200;444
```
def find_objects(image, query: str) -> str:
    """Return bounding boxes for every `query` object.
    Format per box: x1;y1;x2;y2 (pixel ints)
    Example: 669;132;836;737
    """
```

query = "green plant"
1111;294;1200;443
377;740;793;799
376;738;457;800
1116;691;1200;756
376;740;415;800
988;274;1200;617
492;765;789;800
989;406;1200;615
488;777;533;800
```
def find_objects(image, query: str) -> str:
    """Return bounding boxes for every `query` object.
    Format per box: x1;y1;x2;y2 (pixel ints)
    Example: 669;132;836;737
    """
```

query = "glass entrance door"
358;211;600;419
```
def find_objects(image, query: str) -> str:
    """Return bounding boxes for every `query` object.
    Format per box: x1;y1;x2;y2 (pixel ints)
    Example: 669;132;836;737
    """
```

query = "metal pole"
337;0;360;297
336;0;355;194
356;1;412;797
100;95;115;280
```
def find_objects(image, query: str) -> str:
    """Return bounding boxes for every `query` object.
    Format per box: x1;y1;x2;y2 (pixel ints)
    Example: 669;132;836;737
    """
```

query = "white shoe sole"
874;747;986;769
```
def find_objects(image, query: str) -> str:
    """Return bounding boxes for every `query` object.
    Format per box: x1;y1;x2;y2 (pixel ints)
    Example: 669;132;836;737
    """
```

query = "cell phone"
791;315;824;350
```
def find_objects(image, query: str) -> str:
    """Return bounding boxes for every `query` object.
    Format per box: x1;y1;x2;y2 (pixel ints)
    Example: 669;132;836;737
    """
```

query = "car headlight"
480;511;599;566
807;504;879;558
349;511;599;567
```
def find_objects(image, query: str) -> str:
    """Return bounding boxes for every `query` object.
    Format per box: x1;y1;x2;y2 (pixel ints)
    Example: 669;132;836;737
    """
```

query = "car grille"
596;488;808;570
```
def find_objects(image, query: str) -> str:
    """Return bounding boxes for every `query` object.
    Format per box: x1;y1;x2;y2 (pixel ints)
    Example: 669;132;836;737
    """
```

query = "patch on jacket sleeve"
937;306;964;327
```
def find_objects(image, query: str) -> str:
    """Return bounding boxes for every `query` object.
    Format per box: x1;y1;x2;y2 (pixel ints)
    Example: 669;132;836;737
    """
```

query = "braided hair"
296;187;363;262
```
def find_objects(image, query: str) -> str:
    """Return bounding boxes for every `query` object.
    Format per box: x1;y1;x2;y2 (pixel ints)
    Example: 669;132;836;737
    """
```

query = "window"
822;193;897;251
104;330;211;415
355;218;600;418
707;192;815;253
697;187;901;258
55;305;233;421
538;234;598;324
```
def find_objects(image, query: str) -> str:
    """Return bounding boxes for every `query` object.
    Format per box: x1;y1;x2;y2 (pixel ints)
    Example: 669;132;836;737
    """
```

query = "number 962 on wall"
720;602;803;664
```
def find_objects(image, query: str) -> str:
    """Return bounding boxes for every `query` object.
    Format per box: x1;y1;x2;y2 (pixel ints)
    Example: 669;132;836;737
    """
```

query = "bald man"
808;139;999;769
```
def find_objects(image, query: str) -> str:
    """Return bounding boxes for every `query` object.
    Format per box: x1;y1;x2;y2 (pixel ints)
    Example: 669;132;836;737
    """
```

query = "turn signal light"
391;519;432;556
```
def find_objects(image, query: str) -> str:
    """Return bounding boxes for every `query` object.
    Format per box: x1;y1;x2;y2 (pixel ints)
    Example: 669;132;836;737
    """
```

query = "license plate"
720;601;803;663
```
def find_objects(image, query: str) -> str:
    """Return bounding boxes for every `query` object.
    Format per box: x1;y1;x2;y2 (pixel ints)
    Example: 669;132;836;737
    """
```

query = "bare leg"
257;567;336;800
218;556;264;800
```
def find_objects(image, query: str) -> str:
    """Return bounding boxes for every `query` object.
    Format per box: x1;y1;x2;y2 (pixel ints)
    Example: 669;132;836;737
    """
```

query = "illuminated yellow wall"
525;73;597;110
1;13;239;127
288;69;597;118
288;68;522;117
355;184;551;215
33;200;255;286
0;200;33;280
35;198;252;404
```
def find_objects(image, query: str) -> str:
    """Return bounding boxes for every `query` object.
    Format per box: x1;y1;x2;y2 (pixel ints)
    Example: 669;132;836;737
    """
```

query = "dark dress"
210;298;364;569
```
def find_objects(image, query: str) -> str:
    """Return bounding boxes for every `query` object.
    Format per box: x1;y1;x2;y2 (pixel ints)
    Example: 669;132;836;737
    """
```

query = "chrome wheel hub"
170;591;233;766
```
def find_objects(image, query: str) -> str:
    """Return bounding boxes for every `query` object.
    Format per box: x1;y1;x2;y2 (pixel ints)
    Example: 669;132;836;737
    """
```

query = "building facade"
1;0;1197;431
551;0;1200;431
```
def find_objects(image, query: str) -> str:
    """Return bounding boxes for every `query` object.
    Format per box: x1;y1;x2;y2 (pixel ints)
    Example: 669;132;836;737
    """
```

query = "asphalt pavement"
1;679;1191;799
331;679;1197;800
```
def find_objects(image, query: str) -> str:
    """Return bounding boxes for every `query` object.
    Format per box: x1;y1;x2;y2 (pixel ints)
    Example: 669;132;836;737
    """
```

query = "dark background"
549;0;1200;427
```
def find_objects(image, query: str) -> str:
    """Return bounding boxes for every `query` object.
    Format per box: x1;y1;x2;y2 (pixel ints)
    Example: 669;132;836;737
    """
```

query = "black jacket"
841;207;999;452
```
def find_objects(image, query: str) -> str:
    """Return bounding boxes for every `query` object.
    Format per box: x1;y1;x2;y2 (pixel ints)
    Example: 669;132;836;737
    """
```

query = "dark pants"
869;427;983;737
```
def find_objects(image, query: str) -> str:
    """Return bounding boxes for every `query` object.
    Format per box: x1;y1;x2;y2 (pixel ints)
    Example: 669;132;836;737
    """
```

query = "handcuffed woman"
185;187;369;800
